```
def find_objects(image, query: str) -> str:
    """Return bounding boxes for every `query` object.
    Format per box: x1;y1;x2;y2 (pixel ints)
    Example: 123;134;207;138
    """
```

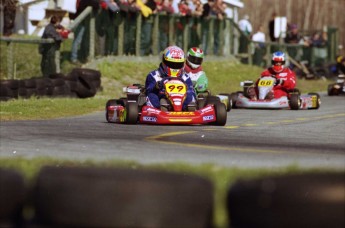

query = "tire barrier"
227;172;345;228
1;166;344;228
0;68;101;101
32;166;214;228
0;168;27;228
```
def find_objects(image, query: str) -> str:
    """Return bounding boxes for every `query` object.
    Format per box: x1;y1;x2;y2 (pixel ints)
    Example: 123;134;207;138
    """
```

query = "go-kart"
192;74;232;112
328;74;345;96
230;76;321;110
106;78;227;125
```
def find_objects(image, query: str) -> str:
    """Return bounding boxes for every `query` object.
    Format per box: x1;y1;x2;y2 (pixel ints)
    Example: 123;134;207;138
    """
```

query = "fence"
0;6;339;79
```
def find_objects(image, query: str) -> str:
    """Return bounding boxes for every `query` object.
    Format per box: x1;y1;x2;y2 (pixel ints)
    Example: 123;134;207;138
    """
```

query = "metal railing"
0;6;339;79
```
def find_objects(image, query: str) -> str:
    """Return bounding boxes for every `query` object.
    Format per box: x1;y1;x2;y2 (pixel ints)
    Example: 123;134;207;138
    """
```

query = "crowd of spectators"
67;0;232;63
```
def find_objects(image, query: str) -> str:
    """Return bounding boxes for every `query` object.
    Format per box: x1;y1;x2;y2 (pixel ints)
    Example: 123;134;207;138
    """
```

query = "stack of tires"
0;68;101;101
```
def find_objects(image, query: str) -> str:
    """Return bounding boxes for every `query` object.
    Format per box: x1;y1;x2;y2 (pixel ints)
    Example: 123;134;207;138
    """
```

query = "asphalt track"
1;93;344;170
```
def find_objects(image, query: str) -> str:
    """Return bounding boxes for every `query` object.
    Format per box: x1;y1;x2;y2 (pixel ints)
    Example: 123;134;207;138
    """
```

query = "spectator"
2;0;18;36
155;0;175;52
309;31;327;47
40;16;63;77
238;14;252;53
252;25;266;46
121;0;141;55
211;0;225;55
268;12;277;42
99;0;120;55
188;0;203;47
284;24;308;45
252;25;266;66
140;0;157;56
200;0;215;54
70;0;100;64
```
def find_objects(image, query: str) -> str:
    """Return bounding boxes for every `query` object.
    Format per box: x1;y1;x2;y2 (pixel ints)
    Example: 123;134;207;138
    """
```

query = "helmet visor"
188;55;203;65
163;58;184;69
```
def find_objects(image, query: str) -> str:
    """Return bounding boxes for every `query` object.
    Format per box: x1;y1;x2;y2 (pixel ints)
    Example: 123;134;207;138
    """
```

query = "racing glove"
275;78;285;86
155;81;162;90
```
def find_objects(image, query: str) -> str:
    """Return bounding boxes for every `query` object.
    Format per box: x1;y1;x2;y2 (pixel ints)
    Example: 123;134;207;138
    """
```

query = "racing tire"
289;94;300;110
218;93;232;112
307;93;321;109
0;168;26;227
327;84;337;96
213;102;227;126
105;99;121;123
227;172;345;228
32;166;214;228
230;92;238;108
126;101;138;124
206;95;221;106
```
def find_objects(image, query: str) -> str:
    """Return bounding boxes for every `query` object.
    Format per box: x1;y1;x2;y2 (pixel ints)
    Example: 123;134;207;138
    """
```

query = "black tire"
69;68;101;81
126;101;138;124
33;166;214;228
197;97;207;109
227;172;345;228
213;102;227;126
75;77;96;98
230;92;239;108
0;168;26;227
105;99;121;123
0;79;19;89
218;93;232;112
0;85;16;100
289;94;300;110
206;95;221;106
307;92;321;109
20;78;36;89
327;84;338;96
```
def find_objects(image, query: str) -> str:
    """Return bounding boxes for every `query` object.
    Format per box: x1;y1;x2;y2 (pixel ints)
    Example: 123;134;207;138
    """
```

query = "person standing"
252;25;266;66
238;14;252;53
2;0;18;36
268;12;277;42
40;16;63;77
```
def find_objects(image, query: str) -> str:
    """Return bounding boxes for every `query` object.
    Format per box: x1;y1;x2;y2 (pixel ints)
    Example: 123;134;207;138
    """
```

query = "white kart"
231;76;321;110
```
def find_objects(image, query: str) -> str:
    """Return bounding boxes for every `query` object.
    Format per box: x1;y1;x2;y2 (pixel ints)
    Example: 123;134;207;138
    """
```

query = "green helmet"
187;47;204;69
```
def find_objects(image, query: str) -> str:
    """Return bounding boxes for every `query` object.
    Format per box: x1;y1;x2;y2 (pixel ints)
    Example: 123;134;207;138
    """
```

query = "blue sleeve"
145;71;158;94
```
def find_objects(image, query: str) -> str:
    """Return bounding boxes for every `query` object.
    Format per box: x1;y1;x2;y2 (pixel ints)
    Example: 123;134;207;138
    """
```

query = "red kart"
106;78;227;125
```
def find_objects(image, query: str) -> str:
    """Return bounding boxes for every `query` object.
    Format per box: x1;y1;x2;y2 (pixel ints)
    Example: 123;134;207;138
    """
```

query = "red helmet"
162;46;185;77
271;51;286;73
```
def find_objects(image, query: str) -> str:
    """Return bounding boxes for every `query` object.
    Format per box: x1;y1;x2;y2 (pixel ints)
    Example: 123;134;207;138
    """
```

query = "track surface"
1;93;344;169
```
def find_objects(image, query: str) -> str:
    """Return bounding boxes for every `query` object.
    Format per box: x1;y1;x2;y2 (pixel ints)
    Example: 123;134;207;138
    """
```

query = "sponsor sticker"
168;112;195;116
203;115;214;121
279;73;287;77
143;116;157;122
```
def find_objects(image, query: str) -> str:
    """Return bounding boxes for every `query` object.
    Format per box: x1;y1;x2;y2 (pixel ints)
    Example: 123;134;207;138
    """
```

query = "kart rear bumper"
235;94;289;109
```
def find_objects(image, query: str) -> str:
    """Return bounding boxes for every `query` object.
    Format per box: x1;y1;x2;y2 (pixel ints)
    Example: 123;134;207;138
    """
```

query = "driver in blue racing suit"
145;45;196;110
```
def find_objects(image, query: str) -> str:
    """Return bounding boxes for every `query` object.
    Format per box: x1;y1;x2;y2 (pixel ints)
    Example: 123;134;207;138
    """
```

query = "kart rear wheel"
105;99;121;123
327;84;336;96
126;101;138;124
218;93;232;112
308;93;321;109
213;102;227;126
206;95;221;105
289;94;301;110
230;92;239;108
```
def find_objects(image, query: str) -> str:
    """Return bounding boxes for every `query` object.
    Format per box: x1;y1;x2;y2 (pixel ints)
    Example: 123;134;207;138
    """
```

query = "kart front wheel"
214;102;227;126
289;94;301;110
218;93;232;112
106;99;120;123
126;101;138;124
308;93;321;109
